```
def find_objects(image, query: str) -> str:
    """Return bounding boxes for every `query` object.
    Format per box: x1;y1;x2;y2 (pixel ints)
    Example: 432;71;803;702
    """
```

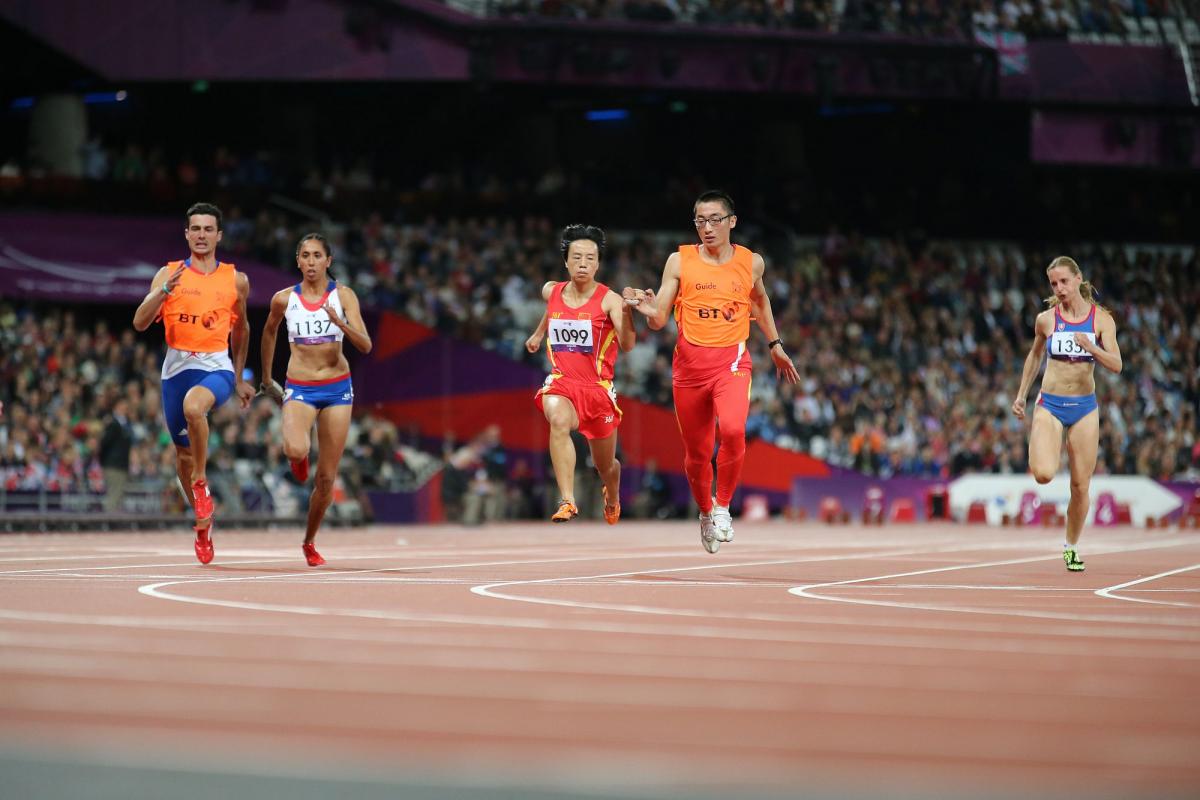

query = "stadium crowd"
7;209;1190;513
485;0;1200;39
216;209;1198;484
0;305;444;517
2;210;1197;521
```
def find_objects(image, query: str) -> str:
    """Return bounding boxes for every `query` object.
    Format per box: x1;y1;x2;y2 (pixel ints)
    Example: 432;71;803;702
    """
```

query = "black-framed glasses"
693;214;733;228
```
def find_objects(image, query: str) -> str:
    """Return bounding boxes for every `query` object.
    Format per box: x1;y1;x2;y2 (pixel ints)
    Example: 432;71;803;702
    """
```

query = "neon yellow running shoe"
1063;549;1085;572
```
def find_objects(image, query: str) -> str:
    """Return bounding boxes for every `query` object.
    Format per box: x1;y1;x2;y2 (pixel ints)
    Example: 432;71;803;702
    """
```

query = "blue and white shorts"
284;373;354;411
162;368;235;446
1036;392;1098;428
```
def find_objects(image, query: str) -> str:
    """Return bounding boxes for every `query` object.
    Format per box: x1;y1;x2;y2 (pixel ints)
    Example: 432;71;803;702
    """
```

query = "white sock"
1064;542;1078;554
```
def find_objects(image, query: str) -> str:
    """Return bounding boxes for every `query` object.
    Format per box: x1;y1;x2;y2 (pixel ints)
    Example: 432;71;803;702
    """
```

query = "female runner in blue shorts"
1012;256;1122;572
260;234;372;565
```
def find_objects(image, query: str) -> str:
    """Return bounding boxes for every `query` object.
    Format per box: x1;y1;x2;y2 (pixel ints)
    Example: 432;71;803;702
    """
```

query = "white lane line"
467;541;1072;616
1095;564;1200;608
0;553;173;564
10;593;1200;655
0;552;661;577
7;653;1196;724
787;538;1200;627
3;628;1186;697
137;553;1200;652
469;536;1200;629
3;588;1196;658
0;652;828;713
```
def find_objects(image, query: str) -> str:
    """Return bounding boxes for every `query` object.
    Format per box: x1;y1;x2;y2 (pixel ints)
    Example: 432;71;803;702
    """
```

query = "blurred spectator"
98;397;133;512
633;459;680;519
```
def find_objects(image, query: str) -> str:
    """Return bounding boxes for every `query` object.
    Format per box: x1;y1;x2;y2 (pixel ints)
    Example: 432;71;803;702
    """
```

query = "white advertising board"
947;473;1182;527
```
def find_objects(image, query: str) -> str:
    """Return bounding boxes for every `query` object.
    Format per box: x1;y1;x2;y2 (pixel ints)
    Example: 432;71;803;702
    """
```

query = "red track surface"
0;522;1197;797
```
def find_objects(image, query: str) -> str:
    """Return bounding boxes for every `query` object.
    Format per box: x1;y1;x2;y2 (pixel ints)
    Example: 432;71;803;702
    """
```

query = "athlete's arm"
603;291;637;353
749;254;798;384
259;290;289;401
525;282;556;353
1012;310;1051;420
329;285;372;354
132;265;183;331
230;272;256;408
1078;309;1122;374
526;310;549;353
633;253;681;331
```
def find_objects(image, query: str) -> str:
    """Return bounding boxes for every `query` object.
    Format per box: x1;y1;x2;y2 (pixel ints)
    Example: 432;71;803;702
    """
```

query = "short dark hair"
693;190;735;215
186;202;223;230
560;224;606;261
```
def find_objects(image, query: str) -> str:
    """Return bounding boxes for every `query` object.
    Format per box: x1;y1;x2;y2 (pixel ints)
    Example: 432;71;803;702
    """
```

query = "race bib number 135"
1049;330;1095;358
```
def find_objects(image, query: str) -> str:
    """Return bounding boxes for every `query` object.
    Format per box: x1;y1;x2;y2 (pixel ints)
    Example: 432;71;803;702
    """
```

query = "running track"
1;522;1197;799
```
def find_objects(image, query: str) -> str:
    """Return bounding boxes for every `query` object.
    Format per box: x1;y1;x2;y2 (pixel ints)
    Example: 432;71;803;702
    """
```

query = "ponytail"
1043;257;1110;317
295;232;335;279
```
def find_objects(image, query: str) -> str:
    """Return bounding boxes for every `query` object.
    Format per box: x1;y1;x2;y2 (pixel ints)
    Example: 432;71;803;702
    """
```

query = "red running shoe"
191;478;214;521
302;541;325;567
194;523;214;565
290;456;309;483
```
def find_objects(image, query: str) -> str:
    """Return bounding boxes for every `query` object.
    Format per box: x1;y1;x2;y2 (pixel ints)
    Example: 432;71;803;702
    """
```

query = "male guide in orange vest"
627;190;799;553
132;202;256;564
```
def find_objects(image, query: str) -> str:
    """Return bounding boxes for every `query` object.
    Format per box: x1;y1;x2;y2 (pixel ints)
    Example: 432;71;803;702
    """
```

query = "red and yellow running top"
543;281;618;384
158;260;239;353
672;244;754;385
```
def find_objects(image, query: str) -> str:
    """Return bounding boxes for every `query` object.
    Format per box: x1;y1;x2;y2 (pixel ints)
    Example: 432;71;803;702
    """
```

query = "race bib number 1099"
549;317;594;353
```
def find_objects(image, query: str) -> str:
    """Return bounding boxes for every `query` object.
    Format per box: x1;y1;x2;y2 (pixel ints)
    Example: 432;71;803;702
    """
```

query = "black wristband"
767;338;783;350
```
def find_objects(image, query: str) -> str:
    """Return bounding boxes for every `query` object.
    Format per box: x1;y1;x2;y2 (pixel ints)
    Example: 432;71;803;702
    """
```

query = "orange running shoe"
193;523;214;565
290;456;309;483
602;486;621;525
302;541;325;567
551;500;578;523
192;478;214;521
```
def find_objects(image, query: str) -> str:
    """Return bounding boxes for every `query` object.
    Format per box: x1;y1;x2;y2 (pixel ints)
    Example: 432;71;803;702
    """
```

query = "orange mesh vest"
159;260;239;353
673;244;754;347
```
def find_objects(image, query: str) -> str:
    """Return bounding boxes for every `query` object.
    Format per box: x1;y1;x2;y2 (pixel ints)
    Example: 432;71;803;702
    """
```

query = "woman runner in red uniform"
526;224;636;523
627;191;798;553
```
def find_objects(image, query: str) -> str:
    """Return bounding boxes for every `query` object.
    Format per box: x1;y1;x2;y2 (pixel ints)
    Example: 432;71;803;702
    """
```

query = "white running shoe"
699;512;720;554
711;504;734;543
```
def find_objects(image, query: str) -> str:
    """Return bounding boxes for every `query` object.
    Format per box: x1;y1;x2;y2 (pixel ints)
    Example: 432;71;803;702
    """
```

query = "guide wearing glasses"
626;190;798;553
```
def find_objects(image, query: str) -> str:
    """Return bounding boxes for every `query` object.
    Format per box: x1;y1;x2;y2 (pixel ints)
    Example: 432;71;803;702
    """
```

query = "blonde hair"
1043;255;1108;314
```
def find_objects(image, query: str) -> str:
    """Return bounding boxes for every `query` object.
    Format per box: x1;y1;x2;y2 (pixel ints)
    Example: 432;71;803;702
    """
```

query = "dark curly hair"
559;224;606;261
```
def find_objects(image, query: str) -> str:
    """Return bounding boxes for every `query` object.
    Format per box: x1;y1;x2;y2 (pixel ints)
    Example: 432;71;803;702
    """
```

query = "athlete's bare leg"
282;400;319;466
542;394;579;505
306;405;352;543
1064;410;1099;547
1028;406;1064;484
587;431;620;509
174;446;195;506
182;385;217;485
